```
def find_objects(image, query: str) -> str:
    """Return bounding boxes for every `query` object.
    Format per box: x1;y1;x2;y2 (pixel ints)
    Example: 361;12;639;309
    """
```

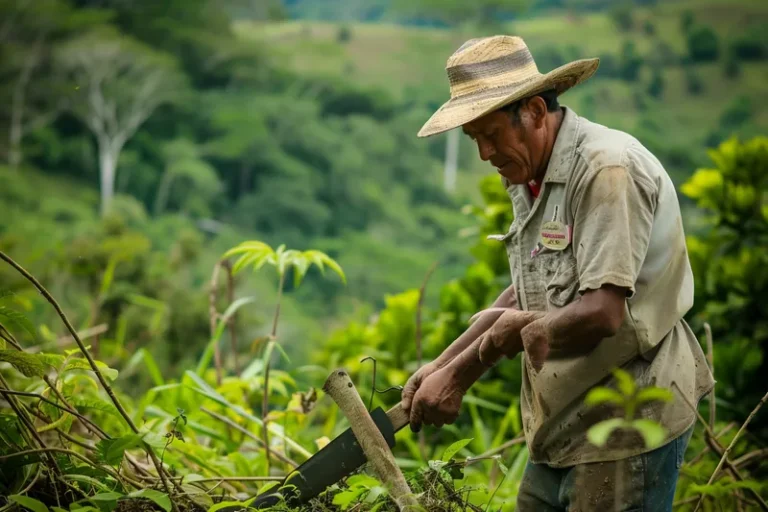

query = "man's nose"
478;139;495;162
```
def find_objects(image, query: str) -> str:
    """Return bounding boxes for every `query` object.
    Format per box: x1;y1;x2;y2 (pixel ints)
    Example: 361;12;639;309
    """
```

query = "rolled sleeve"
572;165;657;297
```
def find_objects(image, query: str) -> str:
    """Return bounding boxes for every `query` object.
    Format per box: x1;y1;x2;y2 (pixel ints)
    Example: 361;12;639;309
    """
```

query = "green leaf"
207;499;256;512
62;358;118;380
88;492;124;501
441;438;474;462
61;474;115;493
585;387;625;407
612;368;635;397
38;353;66;369
346;474;380;488
292;253;311;288
495;456;509;476
0;350;46;377
126;490;171;512
52;507;69;512
635;387;674;405
9;495;49;512
97;434;144;465
587;418;625;447
0;306;36;339
68;396;119;417
630;419;667;449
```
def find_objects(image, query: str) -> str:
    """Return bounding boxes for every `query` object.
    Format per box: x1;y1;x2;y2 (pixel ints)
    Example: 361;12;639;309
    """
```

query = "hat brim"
417;58;599;138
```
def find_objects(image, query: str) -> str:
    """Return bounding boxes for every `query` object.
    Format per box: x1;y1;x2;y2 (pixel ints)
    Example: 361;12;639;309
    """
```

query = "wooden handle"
386;402;410;432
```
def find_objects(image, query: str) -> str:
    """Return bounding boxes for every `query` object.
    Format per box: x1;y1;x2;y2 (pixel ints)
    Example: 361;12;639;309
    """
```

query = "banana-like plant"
223;240;345;473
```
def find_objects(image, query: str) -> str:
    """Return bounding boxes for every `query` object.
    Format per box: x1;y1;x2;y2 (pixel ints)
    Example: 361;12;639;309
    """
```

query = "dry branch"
323;369;419;511
0;250;180;511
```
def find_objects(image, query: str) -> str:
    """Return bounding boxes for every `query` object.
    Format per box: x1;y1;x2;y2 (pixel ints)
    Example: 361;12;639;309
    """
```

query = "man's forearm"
432;285;518;368
527;286;626;359
442;334;499;392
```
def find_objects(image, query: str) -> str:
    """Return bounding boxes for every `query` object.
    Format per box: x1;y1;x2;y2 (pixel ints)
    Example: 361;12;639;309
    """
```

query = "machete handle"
385;401;410;432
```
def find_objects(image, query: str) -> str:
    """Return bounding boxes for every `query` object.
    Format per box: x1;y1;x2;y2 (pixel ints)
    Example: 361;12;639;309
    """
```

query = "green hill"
236;0;768;188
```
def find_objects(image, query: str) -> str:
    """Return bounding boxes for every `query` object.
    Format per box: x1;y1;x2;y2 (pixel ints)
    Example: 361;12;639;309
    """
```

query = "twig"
223;259;239;374
0;324;23;351
0;250;179;511
672;382;768;512
263;271;286;475
0;448;134;486
324;369;418;511
200;406;298;468
733;448;768;468
474;435;526;459
415;261;439;370
415;262;438;462
209;260;224;386
686;385;768;512
185;476;284;483
704;323;715;429
674;496;699;507
0;374;63;477
3;385;109;440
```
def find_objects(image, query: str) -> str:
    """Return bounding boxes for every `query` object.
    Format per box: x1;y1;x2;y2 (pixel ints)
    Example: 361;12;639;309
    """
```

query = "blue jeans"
517;426;694;511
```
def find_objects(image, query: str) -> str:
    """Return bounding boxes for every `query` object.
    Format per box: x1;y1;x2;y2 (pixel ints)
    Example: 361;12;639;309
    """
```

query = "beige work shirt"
495;106;715;466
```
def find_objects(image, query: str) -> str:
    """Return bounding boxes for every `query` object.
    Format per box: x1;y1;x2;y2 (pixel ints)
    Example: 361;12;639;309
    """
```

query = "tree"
0;0;104;169
681;136;768;422
154;139;220;216
392;0;531;30
609;1;633;31
687;25;719;62
56;27;186;215
647;69;664;99
619;40;643;82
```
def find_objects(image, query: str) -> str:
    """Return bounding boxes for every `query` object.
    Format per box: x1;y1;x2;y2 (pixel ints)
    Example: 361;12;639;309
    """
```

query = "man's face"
462;104;543;185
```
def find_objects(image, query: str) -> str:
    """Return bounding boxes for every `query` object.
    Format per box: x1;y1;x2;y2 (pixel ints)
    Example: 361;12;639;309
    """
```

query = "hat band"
447;48;535;87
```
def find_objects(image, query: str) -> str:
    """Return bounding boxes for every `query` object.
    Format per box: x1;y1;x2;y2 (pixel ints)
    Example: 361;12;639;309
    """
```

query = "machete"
232;402;410;510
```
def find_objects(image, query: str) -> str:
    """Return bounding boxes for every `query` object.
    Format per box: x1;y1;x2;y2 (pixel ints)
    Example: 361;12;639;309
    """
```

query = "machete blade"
219;402;409;510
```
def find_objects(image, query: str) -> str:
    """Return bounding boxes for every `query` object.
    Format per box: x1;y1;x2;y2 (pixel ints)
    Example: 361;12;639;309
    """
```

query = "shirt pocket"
539;249;580;309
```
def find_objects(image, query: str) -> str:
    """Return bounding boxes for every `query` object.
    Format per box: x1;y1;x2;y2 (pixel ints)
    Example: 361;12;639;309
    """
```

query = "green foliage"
609;2;633;31
730;28;768;61
687;25;720;62
619;41;643;82
685;65;704;95
585;369;673;449
647;69;664;99
681;136;768;419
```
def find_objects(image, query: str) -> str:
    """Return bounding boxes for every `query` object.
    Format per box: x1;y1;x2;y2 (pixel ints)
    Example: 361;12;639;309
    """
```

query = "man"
401;35;715;511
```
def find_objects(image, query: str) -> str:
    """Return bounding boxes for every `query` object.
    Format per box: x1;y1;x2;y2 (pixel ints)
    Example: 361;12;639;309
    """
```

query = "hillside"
237;0;768;192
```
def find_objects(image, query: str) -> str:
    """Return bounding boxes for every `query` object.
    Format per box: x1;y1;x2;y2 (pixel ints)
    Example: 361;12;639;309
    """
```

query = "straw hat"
417;35;599;138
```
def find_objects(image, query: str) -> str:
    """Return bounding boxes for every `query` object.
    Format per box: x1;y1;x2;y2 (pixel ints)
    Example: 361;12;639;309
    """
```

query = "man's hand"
408;366;464;433
480;309;545;361
401;362;439;414
520;318;552;373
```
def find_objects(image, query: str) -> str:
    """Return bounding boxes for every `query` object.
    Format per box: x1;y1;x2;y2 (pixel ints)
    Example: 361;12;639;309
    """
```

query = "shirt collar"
542;106;580;184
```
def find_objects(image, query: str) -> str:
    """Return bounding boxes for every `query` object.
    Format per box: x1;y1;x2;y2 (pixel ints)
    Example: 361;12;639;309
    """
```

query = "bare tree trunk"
8;34;44;170
443;128;459;193
98;143;118;216
154;166;174;215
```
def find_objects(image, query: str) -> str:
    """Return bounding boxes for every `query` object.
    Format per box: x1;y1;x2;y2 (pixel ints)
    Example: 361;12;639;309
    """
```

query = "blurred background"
1;0;768;508
1;0;768;469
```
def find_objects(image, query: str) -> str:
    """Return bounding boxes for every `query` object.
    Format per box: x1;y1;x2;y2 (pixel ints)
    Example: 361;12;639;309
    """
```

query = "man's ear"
527;96;548;129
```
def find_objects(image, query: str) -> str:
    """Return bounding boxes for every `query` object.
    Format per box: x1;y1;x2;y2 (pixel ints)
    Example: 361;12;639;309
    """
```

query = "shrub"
723;55;741;80
610;1;634;31
680;10;694;33
685;66;704;95
730;31;768;61
687;25;719;62
619;41;643;81
647;69;664;99
337;24;352;43
643;20;656;36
